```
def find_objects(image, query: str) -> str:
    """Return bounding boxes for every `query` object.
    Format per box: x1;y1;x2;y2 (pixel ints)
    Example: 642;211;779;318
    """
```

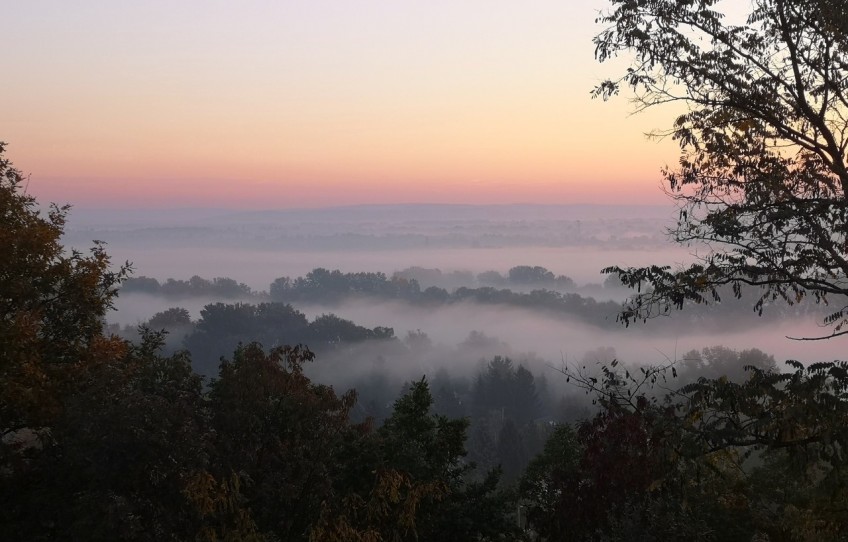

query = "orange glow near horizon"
4;0;681;209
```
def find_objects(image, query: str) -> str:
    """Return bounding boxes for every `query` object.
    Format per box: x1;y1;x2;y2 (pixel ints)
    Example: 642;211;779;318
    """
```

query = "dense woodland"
119;265;822;340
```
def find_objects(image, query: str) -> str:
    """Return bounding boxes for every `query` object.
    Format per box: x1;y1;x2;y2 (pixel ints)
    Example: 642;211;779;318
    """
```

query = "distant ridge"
215;203;675;224
69;203;675;228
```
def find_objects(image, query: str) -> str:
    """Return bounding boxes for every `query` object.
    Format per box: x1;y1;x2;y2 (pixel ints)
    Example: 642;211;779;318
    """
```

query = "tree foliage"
5;332;219;541
184;302;395;376
520;425;581;540
0;141;129;439
209;343;364;541
553;351;848;541
595;0;848;338
122;275;255;299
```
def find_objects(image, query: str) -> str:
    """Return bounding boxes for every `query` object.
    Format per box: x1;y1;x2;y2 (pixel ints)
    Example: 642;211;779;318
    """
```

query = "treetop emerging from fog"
596;0;848;339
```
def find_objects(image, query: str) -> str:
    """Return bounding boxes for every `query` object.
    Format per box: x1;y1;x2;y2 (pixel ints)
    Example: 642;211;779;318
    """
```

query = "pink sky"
3;1;680;209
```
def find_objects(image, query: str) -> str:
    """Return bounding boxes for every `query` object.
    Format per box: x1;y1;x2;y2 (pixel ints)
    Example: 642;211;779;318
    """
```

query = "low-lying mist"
111;290;845;387
297;298;846;373
105;245;694;293
67;203;691;291
95;203;846;399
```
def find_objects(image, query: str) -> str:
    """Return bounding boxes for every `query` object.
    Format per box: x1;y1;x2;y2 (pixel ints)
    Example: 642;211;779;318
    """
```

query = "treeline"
394;265;578;291
121;275;259;298
120;264;582;299
268;268;619;328
144;303;395;377
124;267;822;337
269;268;824;329
117;301;400;374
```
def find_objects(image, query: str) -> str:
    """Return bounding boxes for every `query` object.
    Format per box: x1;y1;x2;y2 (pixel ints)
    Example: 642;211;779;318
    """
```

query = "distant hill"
68;203;675;228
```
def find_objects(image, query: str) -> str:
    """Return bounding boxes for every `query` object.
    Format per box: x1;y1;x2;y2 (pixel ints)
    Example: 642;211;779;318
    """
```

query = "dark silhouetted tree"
209;343;360;541
596;0;848;339
148;307;192;329
0;139;129;479
513;365;541;425
520;424;581;540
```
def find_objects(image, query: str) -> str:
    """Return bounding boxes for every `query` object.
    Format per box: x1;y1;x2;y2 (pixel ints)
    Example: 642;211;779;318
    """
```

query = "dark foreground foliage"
538;358;848;541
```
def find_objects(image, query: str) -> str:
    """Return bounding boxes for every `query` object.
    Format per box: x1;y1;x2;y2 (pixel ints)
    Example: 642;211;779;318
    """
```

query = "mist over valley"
68;204;686;290
88;203;843;386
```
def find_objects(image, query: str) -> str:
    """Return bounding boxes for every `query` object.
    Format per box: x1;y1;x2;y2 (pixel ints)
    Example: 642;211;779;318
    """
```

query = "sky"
2;0;684;209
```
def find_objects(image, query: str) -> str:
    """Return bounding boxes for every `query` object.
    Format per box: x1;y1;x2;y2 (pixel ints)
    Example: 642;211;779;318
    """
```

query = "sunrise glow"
3;0;679;209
